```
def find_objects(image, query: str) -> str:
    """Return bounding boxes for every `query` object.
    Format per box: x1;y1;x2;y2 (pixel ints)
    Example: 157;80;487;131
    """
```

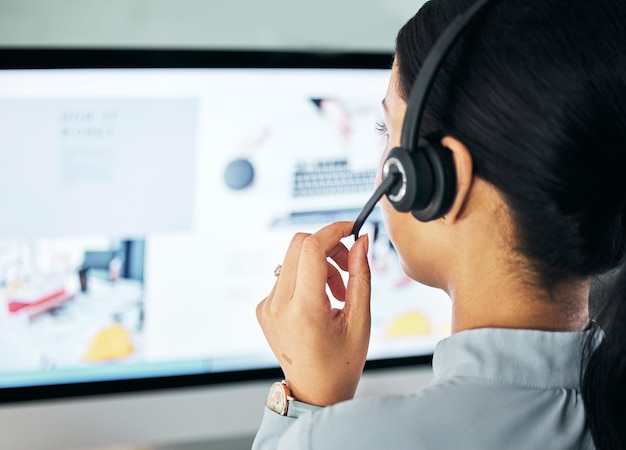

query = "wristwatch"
266;381;321;418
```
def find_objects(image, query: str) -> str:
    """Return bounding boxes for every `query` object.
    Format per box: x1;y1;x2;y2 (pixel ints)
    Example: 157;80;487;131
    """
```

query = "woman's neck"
432;175;590;334
447;261;591;333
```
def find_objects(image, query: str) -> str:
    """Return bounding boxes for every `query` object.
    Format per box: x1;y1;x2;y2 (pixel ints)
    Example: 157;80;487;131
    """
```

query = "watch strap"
286;397;323;418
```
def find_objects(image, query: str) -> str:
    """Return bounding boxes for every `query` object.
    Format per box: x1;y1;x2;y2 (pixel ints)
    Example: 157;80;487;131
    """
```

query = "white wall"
0;0;425;51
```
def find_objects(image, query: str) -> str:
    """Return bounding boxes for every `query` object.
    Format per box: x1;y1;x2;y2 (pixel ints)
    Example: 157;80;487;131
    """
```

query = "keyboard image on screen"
292;159;376;197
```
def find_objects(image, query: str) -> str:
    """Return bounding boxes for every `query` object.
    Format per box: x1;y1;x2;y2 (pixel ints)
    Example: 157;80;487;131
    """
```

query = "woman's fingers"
270;232;309;309
344;234;371;328
263;221;359;313
295;222;355;301
327;241;350;272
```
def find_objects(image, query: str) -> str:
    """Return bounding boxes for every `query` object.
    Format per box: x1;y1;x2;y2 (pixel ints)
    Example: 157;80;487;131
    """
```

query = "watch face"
267;382;288;415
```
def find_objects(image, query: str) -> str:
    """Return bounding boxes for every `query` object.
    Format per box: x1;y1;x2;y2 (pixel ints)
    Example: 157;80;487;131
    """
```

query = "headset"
352;0;493;240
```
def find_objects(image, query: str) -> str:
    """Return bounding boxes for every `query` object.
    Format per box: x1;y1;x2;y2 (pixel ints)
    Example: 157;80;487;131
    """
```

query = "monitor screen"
0;49;451;404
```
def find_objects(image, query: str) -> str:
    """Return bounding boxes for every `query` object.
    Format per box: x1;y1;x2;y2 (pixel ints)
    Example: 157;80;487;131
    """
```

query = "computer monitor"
0;49;451;449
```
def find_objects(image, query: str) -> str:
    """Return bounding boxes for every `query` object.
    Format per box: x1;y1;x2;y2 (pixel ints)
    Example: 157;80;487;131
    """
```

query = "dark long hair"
394;0;626;448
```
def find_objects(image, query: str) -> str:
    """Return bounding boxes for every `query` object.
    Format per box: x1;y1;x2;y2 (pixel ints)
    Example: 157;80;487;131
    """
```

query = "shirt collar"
431;322;603;389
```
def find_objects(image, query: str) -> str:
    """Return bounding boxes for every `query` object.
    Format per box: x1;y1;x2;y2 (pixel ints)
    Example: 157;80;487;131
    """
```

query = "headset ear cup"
384;146;434;213
411;138;457;222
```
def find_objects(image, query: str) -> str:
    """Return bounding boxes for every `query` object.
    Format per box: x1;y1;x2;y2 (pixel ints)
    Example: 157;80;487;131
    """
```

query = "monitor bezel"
0;48;394;70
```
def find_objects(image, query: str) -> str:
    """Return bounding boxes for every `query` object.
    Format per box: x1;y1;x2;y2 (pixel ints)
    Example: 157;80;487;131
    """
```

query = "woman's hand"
256;221;371;406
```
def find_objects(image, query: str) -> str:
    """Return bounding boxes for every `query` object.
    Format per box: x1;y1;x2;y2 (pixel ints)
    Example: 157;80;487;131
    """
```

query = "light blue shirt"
253;325;600;450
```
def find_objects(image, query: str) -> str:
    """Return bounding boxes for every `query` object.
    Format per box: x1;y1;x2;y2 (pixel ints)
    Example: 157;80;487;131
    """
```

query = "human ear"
441;136;473;223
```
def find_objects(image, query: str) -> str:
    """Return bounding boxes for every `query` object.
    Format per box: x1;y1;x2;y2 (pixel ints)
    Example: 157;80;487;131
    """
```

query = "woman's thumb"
345;234;371;324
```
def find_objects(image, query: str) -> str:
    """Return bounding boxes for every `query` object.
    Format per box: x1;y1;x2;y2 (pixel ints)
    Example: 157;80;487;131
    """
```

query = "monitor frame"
0;47;434;406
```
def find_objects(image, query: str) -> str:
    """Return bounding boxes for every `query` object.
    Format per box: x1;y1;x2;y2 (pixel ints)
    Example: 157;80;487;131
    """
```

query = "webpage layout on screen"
0;67;451;388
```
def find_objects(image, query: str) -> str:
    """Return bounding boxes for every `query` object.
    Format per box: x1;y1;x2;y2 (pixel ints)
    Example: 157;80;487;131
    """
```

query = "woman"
254;0;626;448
